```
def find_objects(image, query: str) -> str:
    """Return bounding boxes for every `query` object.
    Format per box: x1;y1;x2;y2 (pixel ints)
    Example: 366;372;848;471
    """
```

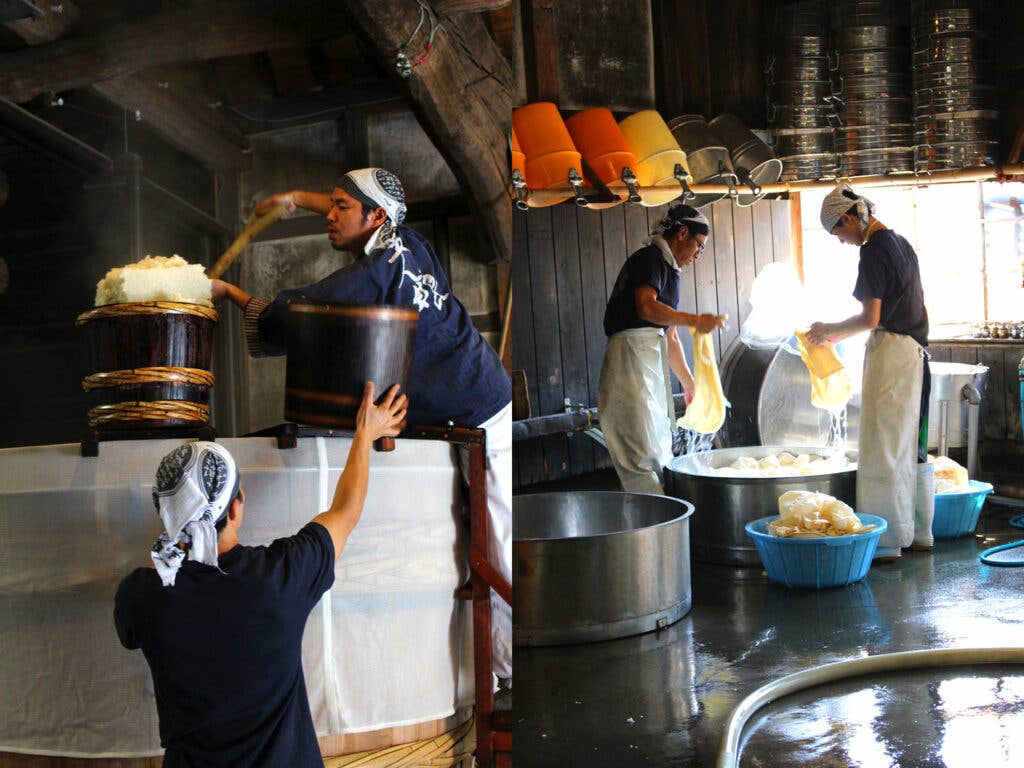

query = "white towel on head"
150;441;238;586
820;183;875;232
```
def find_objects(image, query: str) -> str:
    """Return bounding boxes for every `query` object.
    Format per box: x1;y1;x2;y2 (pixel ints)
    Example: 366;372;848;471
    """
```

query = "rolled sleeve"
243;297;274;358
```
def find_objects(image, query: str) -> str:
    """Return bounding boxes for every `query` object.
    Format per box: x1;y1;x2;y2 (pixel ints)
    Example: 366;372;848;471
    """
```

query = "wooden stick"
207;204;287;280
498;281;512;369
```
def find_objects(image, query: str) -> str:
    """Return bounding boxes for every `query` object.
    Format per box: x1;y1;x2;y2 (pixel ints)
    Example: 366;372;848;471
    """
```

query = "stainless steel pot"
837;73;912;101
839;147;915;175
708;114;782;205
774;128;834;156
668;115;737;208
664;445;857;566
839;25;894;50
772;79;832;104
914;140;997;170
841;98;913;126
778;153;838;182
513;491;694;646
837;123;914;151
837;47;909;76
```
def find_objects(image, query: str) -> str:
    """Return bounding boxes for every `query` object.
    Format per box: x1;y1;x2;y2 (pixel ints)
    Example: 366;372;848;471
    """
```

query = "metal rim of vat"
513;491;694;646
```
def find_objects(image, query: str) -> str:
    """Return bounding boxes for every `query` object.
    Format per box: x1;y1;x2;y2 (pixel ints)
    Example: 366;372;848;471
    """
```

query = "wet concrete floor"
515;488;1024;767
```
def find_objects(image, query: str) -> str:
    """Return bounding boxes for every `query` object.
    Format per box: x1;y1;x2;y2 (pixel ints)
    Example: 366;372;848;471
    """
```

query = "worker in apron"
598;205;724;495
807;184;933;559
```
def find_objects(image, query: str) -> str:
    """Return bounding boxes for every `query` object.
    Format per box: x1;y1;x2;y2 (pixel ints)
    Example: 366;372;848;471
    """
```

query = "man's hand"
806;322;832;345
683;387;694;407
694;313;724;334
254;191;296;218
356;382;407;441
210;278;230;302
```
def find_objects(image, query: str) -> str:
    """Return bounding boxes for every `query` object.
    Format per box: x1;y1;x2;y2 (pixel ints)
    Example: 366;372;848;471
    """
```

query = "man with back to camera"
807;183;934;559
209;167;513;692
598;204;724;495
114;382;407;767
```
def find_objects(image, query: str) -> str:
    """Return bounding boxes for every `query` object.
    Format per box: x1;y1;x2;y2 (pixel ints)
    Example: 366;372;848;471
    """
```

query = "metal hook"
622;167;642;204
568;168;588;208
674;164;695;201
511;169;530;211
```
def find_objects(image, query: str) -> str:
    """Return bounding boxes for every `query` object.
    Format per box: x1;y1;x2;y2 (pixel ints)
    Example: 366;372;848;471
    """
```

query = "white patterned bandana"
820;183;875;233
340;168;409;261
150;441;238;587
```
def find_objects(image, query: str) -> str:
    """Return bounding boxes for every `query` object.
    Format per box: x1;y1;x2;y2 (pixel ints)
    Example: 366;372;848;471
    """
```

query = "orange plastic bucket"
512;102;581;206
619;110;691;207
564;108;636;207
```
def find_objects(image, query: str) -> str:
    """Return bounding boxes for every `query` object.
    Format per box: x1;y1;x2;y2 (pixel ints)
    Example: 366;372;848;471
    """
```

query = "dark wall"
513;197;793;488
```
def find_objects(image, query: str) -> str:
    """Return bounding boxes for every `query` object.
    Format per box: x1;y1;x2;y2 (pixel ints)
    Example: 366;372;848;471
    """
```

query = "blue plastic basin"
745;514;888;589
933;480;993;539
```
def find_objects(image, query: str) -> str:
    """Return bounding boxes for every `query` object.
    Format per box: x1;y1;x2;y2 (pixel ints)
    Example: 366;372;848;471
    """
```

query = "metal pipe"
522;165;1024;206
962;383;982;477
0;97;112;176
119;153;144;261
513;409;595;442
938;400;950;457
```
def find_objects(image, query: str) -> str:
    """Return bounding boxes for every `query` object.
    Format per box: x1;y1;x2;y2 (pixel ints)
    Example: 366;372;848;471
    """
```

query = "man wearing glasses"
807;184;933;559
597;204;724;494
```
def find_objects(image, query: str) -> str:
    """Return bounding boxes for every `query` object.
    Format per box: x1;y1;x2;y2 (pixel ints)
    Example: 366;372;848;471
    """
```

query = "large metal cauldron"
664;446;857;566
513;492;693;646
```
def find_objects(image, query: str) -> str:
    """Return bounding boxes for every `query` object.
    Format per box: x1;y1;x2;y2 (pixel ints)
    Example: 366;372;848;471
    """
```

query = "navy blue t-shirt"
257;226;510;428
114;522;335;768
853;229;929;348
604;243;681;337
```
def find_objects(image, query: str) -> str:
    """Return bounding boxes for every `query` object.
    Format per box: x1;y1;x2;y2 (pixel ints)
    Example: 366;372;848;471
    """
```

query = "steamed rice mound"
95;255;212;307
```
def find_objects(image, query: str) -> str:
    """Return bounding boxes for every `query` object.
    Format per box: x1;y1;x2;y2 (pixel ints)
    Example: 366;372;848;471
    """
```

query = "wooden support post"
790;192;804;283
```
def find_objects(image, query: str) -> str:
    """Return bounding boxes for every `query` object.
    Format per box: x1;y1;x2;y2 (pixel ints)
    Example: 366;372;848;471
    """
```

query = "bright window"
798;182;1024;333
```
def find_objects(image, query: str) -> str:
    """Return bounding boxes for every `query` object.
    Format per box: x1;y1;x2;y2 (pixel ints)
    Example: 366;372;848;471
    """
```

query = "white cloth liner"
456;401;513;679
856;329;925;554
598;327;675;494
0;437;472;757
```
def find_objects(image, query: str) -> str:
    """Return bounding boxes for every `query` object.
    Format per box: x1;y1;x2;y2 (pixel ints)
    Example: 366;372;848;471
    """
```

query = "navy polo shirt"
603;243;681;337
853;229;929;348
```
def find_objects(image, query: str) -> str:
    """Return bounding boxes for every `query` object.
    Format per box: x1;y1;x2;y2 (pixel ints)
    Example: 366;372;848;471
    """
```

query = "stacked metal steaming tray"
832;1;915;176
912;2;997;171
767;1;837;182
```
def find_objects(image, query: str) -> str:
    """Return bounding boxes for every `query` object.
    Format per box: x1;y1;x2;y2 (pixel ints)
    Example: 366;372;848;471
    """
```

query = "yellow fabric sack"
677;329;726;435
795;330;852;412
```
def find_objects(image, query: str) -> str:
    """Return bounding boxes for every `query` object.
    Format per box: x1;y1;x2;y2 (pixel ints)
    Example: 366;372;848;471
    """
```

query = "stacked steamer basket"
912;0;997;171
831;0;916;177
76;302;217;432
766;0;838;182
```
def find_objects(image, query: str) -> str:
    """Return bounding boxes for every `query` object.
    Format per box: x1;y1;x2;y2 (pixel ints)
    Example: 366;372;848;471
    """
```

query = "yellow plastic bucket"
619;110;691;207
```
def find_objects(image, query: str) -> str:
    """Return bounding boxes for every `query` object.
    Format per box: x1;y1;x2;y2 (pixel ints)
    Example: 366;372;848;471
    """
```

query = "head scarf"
340;168;408;259
650;204;710;239
150;441;238;587
820;183;875;233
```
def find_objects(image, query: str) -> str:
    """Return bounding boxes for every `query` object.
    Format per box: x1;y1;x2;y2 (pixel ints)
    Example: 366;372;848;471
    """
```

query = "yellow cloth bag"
677;329;726;434
794;330;851;412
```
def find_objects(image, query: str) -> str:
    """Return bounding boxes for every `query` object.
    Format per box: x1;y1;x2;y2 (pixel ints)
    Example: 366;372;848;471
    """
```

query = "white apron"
857;329;925;554
597;327;674;494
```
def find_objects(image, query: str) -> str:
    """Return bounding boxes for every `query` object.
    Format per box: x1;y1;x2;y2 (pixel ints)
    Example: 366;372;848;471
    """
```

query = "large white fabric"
857;330;925;555
0;437;472;757
598;327;674;494
457;401;512;679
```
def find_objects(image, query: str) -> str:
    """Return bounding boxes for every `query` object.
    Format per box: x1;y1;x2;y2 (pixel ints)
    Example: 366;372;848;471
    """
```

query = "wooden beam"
434;0;511;11
0;0;349;104
91;75;251;171
346;0;512;263
4;0;79;44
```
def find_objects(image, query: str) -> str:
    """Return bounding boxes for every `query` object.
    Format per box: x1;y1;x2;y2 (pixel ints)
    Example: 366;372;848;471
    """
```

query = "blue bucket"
933;480;994;539
745;514;888;589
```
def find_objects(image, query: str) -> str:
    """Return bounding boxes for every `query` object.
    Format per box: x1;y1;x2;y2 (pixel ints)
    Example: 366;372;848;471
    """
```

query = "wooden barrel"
285;301;418;429
75;302;217;430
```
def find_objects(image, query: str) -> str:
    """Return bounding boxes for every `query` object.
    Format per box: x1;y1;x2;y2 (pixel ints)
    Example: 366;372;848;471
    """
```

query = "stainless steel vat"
513;491;693;646
707;114;782;206
668;115;736;208
664;445;857;566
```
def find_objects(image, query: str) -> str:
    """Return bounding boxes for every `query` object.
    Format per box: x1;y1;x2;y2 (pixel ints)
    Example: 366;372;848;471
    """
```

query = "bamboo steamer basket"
75;301;217;430
511;102;582;207
619;110;691;207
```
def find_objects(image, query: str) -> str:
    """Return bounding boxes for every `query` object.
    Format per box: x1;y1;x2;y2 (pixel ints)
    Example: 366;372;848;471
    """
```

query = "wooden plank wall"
513;197;793;488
